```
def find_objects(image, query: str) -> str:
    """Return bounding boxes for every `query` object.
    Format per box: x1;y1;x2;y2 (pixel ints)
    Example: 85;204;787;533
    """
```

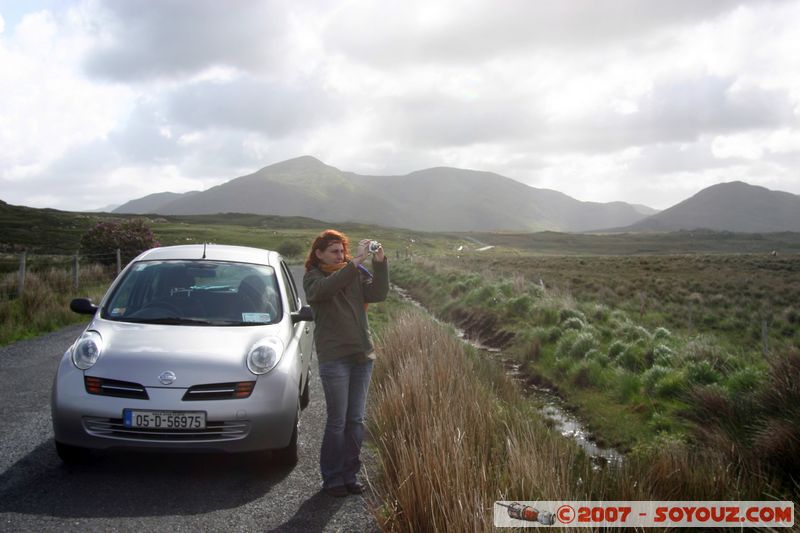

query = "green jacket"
303;259;389;363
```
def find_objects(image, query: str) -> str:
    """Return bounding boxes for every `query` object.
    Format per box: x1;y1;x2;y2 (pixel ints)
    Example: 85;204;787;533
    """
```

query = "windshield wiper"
121;317;217;325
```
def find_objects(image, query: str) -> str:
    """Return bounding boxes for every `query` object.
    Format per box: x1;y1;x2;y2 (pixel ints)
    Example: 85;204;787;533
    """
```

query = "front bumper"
51;354;299;453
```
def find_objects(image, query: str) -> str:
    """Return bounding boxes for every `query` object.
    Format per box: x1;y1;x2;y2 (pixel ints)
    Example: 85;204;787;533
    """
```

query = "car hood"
86;319;285;387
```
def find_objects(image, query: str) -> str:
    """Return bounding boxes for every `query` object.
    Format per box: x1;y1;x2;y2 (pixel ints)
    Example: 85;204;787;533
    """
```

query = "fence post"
18;251;26;299
116;248;122;275
73;252;79;289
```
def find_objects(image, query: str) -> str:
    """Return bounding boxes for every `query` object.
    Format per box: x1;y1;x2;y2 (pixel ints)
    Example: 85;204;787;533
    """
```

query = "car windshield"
101;260;282;326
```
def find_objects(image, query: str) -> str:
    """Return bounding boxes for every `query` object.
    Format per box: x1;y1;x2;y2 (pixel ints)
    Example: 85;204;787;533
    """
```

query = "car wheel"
55;441;89;464
272;407;299;466
300;369;310;410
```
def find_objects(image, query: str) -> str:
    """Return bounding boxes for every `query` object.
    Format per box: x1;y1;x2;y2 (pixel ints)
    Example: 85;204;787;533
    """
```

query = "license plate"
123;409;206;429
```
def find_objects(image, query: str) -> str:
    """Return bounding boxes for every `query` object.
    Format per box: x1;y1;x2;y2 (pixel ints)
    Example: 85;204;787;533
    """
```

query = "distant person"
303;229;389;497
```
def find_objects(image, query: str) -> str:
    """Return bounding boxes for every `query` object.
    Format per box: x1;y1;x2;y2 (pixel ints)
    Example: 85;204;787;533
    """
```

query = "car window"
102;260;282;326
279;261;300;312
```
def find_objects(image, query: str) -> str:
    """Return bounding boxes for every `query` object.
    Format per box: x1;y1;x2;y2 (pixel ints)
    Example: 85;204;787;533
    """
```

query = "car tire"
272;407;299;466
300;370;310;410
55;441;89;464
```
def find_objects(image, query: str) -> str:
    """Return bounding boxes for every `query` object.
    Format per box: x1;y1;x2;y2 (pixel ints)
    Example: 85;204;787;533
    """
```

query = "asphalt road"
0;266;379;532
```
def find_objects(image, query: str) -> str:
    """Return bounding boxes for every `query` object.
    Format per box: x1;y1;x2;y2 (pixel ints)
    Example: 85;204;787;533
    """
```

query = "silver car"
51;244;314;465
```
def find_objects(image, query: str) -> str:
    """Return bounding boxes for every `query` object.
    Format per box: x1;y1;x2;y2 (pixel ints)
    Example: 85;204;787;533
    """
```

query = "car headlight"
72;331;103;370
246;337;284;375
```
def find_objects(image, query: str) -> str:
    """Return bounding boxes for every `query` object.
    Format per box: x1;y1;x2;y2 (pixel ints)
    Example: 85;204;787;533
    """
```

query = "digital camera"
368;240;381;253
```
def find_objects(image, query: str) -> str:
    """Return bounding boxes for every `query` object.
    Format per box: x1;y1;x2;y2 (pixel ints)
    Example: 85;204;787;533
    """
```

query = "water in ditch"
392;284;624;467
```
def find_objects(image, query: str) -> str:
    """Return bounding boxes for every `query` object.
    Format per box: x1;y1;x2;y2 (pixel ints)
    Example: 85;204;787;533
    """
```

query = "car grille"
83;417;250;442
85;377;149;400
182;381;256;401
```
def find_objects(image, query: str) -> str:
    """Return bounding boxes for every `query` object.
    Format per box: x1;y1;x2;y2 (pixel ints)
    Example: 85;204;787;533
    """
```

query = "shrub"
451;275;481;296
542;326;563;342
643;365;671;395
686;361;721;385
465;285;498;307
533;305;560;326
555;330;580;359
654;371;688;399
618;341;647;372
506;295;534;318
559;308;586;324
607;340;627;360
570;360;607;388
496;281;515;298
276;240;304;258
80;219;159;264
569;332;596;359
554;355;575;376
653;344;675;366
724;366;765;396
653;327;672;341
561;316;585;331
586;349;610;368
619;323;652;343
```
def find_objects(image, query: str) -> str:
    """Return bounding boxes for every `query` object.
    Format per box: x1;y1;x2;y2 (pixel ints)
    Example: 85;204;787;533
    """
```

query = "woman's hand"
373;242;385;262
352;239;371;265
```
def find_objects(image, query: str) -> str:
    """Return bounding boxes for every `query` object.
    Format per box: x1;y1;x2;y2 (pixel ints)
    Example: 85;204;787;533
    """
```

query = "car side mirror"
70;298;98;315
291;305;314;323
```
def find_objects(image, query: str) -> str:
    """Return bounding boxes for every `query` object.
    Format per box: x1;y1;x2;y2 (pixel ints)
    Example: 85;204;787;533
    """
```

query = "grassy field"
0;206;458;344
388;252;799;500
450;252;800;351
466;228;800;255
0;264;111;344
0;200;458;259
366;309;787;531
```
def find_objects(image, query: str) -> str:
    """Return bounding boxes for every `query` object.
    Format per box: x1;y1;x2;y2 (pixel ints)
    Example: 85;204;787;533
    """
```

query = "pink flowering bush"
80;219;160;264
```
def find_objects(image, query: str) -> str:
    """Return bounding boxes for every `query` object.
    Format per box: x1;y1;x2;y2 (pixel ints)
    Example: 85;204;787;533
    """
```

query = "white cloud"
323;0;778;66
1;0;800;213
81;1;294;81
0;7;133;195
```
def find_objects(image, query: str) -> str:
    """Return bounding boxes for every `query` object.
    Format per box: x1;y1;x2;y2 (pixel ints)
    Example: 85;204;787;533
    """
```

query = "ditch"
391;283;623;466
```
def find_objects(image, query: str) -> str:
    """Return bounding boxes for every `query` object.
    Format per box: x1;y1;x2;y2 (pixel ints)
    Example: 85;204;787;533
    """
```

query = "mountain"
623;181;800;233
115;191;200;215
114;156;652;232
88;203;121;213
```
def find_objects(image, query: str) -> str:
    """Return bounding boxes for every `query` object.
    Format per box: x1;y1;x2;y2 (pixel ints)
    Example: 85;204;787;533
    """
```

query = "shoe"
324;485;349;498
345;482;366;495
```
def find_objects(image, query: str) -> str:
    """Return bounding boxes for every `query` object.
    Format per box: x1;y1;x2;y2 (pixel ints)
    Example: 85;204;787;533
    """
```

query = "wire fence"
0;249;136;300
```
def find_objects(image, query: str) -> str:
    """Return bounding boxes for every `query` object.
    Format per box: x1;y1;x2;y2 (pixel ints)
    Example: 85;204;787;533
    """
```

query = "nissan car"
51;244;313;465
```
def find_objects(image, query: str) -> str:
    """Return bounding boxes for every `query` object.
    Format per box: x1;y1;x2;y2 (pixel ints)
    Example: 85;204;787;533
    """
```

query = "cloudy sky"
1;0;799;212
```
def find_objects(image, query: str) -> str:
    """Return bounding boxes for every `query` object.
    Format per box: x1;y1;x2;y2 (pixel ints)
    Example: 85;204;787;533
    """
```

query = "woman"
303;229;389;497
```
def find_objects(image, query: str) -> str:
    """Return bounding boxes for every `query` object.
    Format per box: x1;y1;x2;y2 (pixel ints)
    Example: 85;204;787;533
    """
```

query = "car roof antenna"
202;242;207;259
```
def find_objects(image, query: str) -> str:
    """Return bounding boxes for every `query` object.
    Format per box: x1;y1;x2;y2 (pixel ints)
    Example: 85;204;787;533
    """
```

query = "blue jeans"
318;357;374;489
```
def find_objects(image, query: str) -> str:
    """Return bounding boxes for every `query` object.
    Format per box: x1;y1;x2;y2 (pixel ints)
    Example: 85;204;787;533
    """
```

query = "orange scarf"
319;262;369;310
320;262;348;274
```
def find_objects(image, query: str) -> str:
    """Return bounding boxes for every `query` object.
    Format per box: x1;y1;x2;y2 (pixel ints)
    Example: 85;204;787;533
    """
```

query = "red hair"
305;229;351;271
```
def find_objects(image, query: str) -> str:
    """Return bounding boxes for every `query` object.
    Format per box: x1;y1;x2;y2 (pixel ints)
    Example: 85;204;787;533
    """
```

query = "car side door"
279;261;312;372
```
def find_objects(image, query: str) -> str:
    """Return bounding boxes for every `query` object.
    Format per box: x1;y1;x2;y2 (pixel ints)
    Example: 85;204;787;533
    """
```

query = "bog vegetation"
383;253;800;505
367;311;789;531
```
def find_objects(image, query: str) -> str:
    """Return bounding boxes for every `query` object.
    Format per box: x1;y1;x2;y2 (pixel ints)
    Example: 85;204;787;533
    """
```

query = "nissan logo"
159;371;177;385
